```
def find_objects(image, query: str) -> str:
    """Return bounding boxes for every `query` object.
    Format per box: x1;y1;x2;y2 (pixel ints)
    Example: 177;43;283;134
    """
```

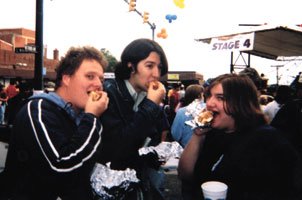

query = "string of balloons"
127;0;186;39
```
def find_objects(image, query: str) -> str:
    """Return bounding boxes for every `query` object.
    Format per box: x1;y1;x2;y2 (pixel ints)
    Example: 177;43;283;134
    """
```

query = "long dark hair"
114;38;168;80
206;73;267;131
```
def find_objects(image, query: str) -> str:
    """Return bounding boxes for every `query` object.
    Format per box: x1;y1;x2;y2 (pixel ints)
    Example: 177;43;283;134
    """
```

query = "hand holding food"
151;81;159;90
147;81;166;105
86;91;109;117
146;80;159;90
89;91;102;101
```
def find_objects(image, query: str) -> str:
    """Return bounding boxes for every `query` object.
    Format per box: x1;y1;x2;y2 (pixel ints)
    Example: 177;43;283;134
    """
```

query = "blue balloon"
165;14;177;23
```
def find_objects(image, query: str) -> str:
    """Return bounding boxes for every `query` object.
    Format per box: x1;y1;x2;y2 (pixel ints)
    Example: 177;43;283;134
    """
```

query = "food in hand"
89;91;102;101
196;110;213;125
148;81;159;90
152;81;159;90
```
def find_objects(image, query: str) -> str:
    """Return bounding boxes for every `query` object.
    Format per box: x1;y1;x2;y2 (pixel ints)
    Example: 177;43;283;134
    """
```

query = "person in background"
290;72;302;92
178;84;185;100
238;67;264;93
171;84;205;147
97;38;168;199
0;84;8;125
167;83;180;124
44;81;56;93
174;84;186;112
178;73;302;200
271;81;302;159
0;46;109;200
159;99;171;142
5;79;18;100
4;79;19;123
263;85;292;123
5;80;33;126
259;95;269;110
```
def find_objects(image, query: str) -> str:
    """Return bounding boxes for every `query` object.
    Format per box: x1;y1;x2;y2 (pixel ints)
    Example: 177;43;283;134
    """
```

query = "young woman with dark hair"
97;38;169;199
178;73;302;200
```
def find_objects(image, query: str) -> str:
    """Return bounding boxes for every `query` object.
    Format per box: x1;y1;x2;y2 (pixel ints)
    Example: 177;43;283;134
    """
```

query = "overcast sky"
1;0;302;84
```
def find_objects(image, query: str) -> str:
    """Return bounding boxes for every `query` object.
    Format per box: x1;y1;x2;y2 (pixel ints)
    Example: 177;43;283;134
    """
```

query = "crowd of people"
0;38;301;200
0;79;48;127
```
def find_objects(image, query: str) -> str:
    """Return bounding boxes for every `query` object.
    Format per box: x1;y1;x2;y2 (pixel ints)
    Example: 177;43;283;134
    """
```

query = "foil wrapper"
138;141;183;162
185;99;206;118
184;100;210;129
91;163;140;200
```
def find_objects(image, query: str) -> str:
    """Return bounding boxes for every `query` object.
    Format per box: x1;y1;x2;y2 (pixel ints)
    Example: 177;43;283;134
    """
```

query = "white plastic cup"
201;181;228;200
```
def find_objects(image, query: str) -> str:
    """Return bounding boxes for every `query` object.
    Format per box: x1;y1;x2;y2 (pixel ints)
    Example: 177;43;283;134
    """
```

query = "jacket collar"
124;80;146;111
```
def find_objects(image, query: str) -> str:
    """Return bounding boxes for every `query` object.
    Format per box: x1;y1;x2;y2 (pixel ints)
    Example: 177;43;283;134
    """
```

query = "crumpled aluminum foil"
184;100;210;129
185;99;206;118
90;163;140;200
138;141;183;162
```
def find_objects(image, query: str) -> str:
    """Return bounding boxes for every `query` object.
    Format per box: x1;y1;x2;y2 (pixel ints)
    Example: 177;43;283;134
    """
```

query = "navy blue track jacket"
2;94;102;199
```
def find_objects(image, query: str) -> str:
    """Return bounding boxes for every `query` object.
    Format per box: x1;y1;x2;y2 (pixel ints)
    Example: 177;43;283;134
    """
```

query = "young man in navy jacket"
1;46;109;200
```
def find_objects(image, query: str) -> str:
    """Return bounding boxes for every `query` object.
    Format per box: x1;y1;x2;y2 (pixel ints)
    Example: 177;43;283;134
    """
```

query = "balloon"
157;28;168;39
165;14;177;23
173;0;185;8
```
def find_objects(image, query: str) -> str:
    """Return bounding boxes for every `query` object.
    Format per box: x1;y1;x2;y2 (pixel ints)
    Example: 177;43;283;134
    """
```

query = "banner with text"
210;32;255;52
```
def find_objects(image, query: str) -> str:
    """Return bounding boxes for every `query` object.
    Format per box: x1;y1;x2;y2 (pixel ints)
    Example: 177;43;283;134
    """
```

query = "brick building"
0;28;59;84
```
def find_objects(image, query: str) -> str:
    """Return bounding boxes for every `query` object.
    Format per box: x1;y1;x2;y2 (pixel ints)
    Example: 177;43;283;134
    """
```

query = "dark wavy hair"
114;38;168;80
205;73;267;131
54;46;108;90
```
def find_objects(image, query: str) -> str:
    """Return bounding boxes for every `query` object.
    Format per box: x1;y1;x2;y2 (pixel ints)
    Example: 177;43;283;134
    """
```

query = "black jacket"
271;99;302;157
189;125;302;200
97;79;164;173
1;95;102;199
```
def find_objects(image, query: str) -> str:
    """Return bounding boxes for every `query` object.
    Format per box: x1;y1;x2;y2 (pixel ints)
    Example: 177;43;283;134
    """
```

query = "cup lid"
201;181;228;192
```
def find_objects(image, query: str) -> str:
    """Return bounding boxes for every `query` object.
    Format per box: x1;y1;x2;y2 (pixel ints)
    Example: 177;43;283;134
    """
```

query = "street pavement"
164;170;182;200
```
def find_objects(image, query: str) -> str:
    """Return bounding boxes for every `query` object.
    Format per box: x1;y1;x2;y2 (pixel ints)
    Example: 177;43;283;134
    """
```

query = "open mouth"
211;111;219;121
87;90;101;94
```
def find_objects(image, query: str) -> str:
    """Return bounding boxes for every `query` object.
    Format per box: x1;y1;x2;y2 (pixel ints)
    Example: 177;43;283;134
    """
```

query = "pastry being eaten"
152;81;159;90
195;110;213;127
148;81;159;90
89;91;102;101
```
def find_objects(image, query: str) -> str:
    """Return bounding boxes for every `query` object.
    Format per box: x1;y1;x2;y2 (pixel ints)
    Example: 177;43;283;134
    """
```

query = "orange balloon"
157;28;168;39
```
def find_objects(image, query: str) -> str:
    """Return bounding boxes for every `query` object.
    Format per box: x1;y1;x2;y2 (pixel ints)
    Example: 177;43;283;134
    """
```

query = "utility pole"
271;65;284;85
34;0;44;91
123;0;156;40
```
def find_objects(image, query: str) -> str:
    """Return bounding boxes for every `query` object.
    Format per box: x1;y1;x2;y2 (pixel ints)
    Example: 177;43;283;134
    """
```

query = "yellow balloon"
173;0;185;8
